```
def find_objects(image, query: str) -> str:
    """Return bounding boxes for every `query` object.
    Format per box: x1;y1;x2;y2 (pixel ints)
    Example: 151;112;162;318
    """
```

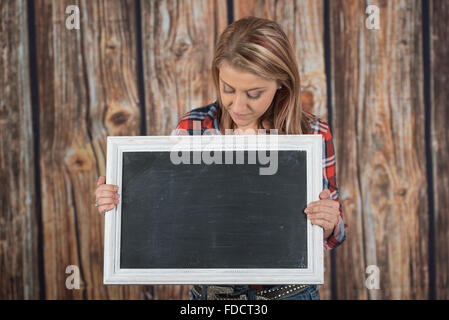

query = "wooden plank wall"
0;0;448;300
330;0;428;300
430;0;449;300
0;0;40;299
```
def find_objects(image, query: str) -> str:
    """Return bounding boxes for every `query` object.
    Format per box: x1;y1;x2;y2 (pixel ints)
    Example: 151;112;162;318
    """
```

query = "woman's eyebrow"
220;78;266;91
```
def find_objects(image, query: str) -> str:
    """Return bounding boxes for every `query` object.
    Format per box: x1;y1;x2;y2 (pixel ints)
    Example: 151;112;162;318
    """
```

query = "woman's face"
218;62;279;132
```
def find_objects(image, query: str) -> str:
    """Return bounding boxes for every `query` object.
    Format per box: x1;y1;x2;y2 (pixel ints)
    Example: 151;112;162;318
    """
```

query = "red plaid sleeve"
321;125;346;250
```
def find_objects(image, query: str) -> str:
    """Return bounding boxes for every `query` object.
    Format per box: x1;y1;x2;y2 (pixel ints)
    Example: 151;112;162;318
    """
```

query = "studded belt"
192;284;310;300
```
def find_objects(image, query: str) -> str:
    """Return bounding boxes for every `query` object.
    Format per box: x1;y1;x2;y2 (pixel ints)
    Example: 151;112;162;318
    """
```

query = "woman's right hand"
95;176;119;214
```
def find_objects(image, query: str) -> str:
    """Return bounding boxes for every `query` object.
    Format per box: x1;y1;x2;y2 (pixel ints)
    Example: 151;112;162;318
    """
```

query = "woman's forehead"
219;64;274;89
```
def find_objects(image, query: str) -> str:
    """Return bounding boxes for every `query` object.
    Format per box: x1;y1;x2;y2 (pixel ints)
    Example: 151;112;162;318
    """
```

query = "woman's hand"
95;176;120;214
304;189;340;240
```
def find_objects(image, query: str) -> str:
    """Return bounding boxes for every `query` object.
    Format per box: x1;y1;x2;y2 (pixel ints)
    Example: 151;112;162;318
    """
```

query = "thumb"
97;176;106;186
319;188;331;200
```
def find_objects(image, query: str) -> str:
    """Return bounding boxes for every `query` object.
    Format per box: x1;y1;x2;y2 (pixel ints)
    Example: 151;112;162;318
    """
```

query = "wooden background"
1;0;447;300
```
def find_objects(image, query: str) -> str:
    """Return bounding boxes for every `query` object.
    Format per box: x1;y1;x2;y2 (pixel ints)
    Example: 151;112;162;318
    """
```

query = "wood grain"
140;0;229;137
430;0;449;300
0;0;40;299
330;0;428;299
34;0;146;299
139;0;229;299
233;0;332;300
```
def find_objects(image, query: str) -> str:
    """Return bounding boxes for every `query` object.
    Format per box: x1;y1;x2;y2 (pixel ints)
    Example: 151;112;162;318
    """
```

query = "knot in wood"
396;188;407;197
108;110;131;126
174;41;190;59
65;149;93;171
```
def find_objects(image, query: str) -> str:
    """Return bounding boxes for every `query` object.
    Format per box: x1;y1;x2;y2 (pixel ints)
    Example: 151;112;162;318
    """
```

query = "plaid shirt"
174;100;346;290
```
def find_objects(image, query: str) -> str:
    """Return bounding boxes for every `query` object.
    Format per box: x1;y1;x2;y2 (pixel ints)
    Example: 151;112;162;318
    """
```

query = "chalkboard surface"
120;150;308;269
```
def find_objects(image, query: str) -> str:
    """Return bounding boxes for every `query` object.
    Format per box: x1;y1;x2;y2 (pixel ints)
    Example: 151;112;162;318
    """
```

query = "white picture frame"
103;134;323;284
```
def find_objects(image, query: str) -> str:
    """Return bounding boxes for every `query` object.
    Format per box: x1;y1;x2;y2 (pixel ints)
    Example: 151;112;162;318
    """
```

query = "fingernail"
304;208;309;213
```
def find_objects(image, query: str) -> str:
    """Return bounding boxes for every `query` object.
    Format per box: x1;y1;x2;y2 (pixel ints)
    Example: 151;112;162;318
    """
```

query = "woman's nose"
232;94;248;111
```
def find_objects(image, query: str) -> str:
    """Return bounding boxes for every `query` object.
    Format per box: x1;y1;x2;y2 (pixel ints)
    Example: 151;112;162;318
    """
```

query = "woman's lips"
233;112;249;118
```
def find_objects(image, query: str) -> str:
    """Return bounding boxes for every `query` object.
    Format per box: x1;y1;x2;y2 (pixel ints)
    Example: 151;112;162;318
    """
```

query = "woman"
95;16;346;300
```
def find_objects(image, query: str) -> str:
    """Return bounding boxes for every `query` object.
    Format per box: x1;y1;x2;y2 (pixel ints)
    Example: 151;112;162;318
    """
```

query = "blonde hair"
211;16;313;135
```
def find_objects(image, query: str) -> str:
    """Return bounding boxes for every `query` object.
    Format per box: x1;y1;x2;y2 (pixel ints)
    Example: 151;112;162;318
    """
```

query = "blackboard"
120;150;308;269
103;135;323;284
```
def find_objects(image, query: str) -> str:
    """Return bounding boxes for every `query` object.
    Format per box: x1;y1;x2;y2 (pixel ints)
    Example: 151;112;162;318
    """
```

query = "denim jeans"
189;285;320;300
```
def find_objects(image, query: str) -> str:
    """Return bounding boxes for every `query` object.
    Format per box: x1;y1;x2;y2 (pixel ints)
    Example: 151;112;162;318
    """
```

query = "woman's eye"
223;88;262;100
247;93;261;99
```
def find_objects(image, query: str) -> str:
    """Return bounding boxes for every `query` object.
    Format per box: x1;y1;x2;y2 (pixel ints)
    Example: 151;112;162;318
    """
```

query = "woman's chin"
232;117;252;125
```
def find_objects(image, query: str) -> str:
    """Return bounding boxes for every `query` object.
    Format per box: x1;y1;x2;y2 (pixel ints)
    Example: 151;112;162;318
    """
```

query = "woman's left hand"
304;189;340;240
